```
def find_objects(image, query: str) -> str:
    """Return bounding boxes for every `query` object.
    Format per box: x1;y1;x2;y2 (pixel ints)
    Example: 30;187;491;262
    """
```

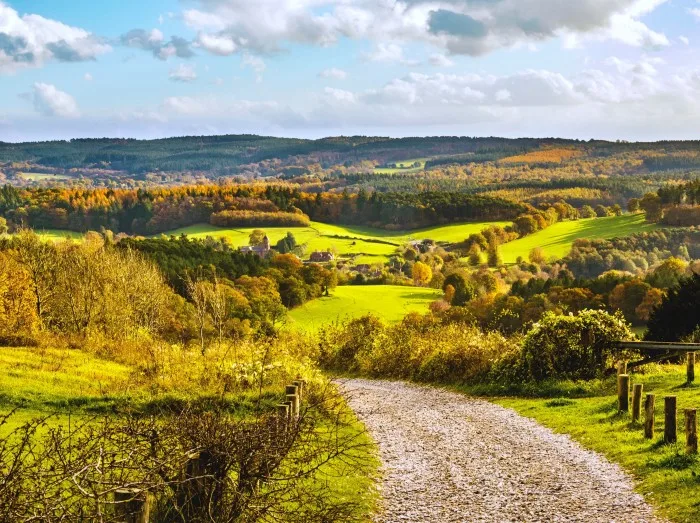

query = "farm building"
239;235;271;257
310;251;334;262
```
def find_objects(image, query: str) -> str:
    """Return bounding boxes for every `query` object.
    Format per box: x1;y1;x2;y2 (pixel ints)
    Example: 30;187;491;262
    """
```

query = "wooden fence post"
293;379;305;402
618;374;630;412
686;409;698;454
285;384;300;418
644;394;655;439
617;361;627;376
664;396;677;444
114;488;151;523
688;353;696;384
632;384;643;422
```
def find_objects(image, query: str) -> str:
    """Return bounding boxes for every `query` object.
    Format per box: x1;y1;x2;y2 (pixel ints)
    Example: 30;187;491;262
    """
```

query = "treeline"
0;184;525;234
210;210;310;228
296;190;525;229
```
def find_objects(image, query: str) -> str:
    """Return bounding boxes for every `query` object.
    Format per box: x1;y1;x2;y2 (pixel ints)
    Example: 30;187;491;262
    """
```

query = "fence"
117;378;306;522
615;341;700;454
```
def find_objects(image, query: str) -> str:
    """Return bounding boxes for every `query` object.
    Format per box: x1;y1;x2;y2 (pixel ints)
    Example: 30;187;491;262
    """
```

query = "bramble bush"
505;309;634;381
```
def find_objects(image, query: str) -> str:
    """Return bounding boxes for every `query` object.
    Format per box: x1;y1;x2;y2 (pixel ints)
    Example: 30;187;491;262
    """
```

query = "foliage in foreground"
0;388;375;523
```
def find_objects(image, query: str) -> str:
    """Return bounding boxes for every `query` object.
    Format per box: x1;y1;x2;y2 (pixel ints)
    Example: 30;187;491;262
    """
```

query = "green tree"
639;192;663;222
647;274;700;342
249;229;266;246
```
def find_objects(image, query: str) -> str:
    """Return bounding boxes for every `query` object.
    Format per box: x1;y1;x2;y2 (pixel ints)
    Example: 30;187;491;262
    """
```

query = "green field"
165;221;508;264
287;285;441;330
495;366;700;522
498;214;658;264
373;158;428;174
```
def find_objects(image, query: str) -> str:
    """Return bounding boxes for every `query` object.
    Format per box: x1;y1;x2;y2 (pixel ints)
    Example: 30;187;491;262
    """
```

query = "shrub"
518;309;634;381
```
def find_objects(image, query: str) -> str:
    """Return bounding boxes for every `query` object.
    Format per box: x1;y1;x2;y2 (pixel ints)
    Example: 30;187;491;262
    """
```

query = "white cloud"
689;8;700;21
680;36;690;46
195;33;237;55
319;67;347;80
428;53;454;67
84;72;93;81
363;43;419;66
120;29;193;60
31;83;79;117
179;0;671;57
0;1;110;73
242;52;265;82
169;63;197;82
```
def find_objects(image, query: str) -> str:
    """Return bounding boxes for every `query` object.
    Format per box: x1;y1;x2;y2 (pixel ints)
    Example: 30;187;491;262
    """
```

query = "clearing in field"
17;172;72;182
497;214;657;264
165;221;509;264
373;158;428;174
287;285;441;331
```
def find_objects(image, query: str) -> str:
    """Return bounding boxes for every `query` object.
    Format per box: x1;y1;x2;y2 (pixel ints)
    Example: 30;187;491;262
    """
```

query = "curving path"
340;379;664;523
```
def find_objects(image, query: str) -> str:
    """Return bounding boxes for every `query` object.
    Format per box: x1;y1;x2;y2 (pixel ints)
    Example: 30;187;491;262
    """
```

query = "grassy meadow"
497;214;658;264
494;365;700;522
373;158;427;174
165;220;509;263
287;285;441;331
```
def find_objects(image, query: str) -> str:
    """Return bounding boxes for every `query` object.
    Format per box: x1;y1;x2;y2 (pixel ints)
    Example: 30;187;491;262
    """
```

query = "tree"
647;257;688;289
528;247;546;265
443;273;476;306
635;288;664;322
627;198;640;213
275;232;298;254
0;216;7;235
487;244;502;268
647;274;700;341
608;279;651;323
249;229;266;246
639;192;663;222
579;205;596;219
412;261;432;287
594;205;610;217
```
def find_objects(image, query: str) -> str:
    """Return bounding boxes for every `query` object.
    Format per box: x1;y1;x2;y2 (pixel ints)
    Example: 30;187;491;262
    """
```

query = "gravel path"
340;379;664;523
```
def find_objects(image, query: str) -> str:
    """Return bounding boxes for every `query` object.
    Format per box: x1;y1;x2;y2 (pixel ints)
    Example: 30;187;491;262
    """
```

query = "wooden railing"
615;341;700;454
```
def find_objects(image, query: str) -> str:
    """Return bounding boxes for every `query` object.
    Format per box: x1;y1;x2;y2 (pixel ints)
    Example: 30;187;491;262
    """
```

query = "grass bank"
492;365;700;522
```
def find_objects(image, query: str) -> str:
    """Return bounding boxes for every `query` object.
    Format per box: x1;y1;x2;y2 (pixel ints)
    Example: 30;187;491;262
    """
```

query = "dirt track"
341;379;663;523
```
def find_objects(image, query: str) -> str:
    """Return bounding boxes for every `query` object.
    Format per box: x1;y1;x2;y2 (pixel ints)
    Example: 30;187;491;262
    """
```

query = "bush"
517;309;634;381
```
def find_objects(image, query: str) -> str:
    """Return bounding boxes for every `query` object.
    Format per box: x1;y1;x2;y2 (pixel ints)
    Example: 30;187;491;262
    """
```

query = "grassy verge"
491;365;700;522
287;285;441;331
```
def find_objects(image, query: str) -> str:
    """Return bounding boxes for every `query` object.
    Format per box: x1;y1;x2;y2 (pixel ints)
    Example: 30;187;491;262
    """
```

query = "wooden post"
276;403;289;432
686;409;698;454
618;374;630;412
632;383;643;422
114;488;151;523
644;394;655;439
664;396;677;444
286;393;299;418
292;379;305;401
688;353;696;384
617;361;627;375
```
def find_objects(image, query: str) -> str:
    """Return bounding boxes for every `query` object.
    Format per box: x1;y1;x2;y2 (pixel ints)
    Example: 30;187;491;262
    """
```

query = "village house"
310;251;334;263
239;235;271;257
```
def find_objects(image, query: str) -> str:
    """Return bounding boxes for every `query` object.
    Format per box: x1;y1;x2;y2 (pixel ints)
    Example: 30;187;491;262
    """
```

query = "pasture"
18;172;72;182
287;285;441;331
164;220;508;263
497;214;658;264
373;158;427;174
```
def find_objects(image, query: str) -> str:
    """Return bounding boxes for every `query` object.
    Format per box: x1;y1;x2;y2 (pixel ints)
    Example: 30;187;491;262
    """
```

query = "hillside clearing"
497;214;658;264
287;285;441;330
164;221;508;263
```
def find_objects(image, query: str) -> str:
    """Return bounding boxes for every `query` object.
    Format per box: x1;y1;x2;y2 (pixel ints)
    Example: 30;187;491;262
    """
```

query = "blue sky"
1;0;699;141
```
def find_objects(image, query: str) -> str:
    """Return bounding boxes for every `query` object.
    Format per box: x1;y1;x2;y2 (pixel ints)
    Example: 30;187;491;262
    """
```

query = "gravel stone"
340;379;665;523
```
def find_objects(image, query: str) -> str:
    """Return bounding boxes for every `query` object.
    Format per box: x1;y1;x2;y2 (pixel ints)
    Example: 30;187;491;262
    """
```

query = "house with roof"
239;235;271;257
310;251;334;263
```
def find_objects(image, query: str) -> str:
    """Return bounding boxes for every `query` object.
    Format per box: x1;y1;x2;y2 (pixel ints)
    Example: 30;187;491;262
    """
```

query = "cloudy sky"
1;0;699;142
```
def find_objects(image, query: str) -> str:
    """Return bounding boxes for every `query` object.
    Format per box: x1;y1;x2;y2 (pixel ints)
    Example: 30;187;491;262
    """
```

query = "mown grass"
165;220;508;264
493;365;700;522
497;214;659;264
287;285;441;331
18;173;72;182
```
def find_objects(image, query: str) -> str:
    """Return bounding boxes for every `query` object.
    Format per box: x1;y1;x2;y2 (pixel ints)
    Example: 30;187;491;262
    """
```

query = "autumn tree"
249;229;267;246
412;261;432;287
528;247;546;265
640;192;663;222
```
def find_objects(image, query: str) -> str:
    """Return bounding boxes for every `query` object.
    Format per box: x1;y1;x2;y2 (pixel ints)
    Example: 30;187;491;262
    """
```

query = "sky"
0;0;699;142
